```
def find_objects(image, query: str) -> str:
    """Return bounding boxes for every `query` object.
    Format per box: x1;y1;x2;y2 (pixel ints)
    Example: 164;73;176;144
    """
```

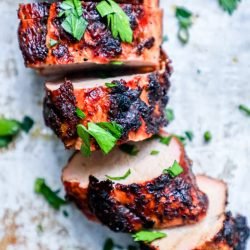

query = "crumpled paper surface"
0;0;249;249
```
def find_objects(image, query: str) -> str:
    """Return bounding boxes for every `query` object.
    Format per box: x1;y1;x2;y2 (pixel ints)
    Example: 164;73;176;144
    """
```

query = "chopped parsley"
185;131;194;141
75;107;86;119
103;238;114;250
0;116;34;148
132;230;167;243
119;144;139;156
204;131;212;142
163;160;184;177
77;122;123;156
165;108;175;122
239;104;250;116
175;7;193;44
105;82;118;88
49;39;58;47
59;0;88;41
150;150;159;155
34;178;67;210
96;0;133;43
218;0;241;14
106;169;131;181
110;61;124;65
159;135;172;146
162;35;169;43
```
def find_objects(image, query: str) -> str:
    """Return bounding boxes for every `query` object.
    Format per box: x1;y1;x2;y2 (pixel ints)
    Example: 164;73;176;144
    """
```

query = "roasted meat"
62;133;208;233
18;1;163;75
43;69;171;149
143;176;250;250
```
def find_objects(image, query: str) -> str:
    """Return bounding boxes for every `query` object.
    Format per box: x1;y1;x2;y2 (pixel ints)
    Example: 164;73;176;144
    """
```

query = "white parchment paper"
0;0;249;249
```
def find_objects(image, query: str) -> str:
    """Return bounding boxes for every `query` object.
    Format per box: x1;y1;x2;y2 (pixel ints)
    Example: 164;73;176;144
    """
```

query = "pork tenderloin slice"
143;176;250;250
18;2;162;75
44;70;170;149
62;134;208;232
18;0;159;20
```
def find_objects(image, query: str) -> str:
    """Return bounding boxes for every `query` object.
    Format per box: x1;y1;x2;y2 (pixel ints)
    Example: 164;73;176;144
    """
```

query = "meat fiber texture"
18;1;163;75
1;0;250;250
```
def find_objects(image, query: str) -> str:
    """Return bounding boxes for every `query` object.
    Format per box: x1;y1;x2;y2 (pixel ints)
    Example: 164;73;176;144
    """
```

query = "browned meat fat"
43;69;171;150
143;176;250;250
62;133;208;233
18;1;162;75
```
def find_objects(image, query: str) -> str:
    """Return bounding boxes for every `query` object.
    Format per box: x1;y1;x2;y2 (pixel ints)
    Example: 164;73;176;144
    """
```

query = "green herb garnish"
106;169;131;181
162;35;169;43
34;178;67;210
0;117;34;148
77;122;122;155
165;108;175;122
59;0;88;41
105;82;118;88
49;39;58;47
132;230;167;243
185;131;194;141
204;131;212;142
159;135;172;146
119;144;139;156
21;116;34;133
150;150;159;155
239;104;250;116
163;160;183;177
96;0;133;43
103;238;114;250
218;0;241;14
75;107;86;119
175;7;192;44
110;61;124;65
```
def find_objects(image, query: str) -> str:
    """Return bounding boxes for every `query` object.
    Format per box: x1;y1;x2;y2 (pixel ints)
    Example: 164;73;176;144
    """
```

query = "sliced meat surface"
44;70;171;149
62;133;208;233
18;2;162;75
143;176;250;250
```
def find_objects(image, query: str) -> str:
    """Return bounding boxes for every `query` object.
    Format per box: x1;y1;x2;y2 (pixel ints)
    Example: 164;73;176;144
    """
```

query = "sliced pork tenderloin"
18;1;162;75
62;134;208;233
142;175;250;250
43;69;171;150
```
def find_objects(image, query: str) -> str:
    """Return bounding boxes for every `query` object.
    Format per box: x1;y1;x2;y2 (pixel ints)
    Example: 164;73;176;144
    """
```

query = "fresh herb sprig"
165;108;175;122
59;0;88;41
34;178;67;210
0;116;34;148
106;169;131;181
239;104;250;116
163;160;184;178
96;0;133;43
175;7;193;44
218;0;241;14
77;122;123;156
132;230;167;243
204;131;212;142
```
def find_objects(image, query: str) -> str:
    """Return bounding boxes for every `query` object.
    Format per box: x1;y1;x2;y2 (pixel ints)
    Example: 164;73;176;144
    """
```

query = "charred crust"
52;44;72;60
18;3;50;20
137;37;155;55
214;212;250;250
87;166;208;233
109;72;169;139
18;19;48;65
43;80;79;145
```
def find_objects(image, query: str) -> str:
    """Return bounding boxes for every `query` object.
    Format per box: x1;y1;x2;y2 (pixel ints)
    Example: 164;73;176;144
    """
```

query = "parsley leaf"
218;0;241;14
150;150;159;155
119;144;139;156
106;169;131;181
163;160;184;177
60;0;88;41
175;7;193;44
204;131;212;142
49;39;58;47
77;122;122;155
132;230;167;243
105;82;117;88
21;116;34;133
96;0;133;43
159;135;172;146
184;131;194;141
75;107;86;119
34;178;66;210
165;108;175;122
239;104;250;116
